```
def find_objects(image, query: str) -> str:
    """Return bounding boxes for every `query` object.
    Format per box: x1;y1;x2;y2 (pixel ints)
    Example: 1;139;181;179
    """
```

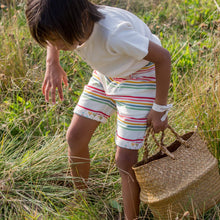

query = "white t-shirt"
76;6;161;78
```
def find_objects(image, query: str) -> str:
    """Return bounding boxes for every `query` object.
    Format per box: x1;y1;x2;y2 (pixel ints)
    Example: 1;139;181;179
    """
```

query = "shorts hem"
115;139;144;150
74;106;108;123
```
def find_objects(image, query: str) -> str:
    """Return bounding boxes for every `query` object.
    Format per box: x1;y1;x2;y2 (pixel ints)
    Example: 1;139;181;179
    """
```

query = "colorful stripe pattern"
74;62;156;149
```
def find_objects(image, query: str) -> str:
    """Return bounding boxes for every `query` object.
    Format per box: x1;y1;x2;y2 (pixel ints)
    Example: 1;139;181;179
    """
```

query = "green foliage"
0;0;220;219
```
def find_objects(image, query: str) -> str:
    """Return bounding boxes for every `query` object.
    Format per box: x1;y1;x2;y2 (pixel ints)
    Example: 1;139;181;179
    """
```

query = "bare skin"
43;45;68;104
66;114;100;189
66;113;140;219
143;41;171;133
115;147;140;219
43;28;171;220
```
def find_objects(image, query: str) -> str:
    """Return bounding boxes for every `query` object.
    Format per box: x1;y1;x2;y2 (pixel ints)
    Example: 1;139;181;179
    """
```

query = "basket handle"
143;125;190;162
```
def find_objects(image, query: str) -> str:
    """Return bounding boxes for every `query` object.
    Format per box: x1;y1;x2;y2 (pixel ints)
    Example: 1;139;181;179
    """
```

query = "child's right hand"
42;62;68;104
146;109;168;133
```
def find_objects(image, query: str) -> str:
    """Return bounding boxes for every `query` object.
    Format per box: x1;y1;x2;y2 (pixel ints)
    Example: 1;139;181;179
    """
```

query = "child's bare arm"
43;44;68;104
144;41;171;133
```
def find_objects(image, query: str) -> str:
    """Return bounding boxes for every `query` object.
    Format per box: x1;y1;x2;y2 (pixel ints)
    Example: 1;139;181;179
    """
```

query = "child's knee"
66;126;79;144
66;125;86;151
66;114;99;149
115;147;138;174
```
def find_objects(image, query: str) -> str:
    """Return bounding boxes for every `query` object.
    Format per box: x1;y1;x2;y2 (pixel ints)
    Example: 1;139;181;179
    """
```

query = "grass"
0;0;220;219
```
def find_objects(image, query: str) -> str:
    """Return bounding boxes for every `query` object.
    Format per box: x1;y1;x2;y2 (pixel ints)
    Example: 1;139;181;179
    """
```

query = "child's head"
25;0;104;48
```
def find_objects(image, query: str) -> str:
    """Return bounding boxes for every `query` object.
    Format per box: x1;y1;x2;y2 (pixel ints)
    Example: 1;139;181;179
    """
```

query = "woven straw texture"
133;131;220;220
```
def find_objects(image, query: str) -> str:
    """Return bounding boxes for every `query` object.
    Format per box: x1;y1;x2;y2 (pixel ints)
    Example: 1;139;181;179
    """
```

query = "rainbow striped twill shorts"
74;62;156;150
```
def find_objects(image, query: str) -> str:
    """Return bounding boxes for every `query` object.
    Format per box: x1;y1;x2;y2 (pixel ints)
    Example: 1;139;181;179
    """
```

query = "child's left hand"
146;109;168;133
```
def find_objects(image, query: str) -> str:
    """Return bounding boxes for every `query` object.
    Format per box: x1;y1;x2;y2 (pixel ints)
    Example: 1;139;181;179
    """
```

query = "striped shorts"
74;62;156;150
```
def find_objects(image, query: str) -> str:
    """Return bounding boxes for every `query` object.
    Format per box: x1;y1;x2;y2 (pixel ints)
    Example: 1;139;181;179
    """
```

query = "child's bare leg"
66;114;100;189
115;146;140;220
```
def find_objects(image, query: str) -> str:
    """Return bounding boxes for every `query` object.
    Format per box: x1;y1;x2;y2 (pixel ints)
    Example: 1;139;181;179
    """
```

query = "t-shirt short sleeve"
107;21;150;60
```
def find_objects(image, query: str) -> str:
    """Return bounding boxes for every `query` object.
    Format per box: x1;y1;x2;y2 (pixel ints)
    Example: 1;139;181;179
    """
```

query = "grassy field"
0;0;220;219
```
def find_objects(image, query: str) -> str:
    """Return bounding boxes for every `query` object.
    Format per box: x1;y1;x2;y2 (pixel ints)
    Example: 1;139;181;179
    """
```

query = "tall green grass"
0;0;220;219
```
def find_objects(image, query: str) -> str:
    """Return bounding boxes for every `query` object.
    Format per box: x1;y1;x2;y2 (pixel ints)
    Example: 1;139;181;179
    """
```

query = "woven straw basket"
132;125;220;220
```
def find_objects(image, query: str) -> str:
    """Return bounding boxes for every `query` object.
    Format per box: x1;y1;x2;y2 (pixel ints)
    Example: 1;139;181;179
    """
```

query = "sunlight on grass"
0;0;219;219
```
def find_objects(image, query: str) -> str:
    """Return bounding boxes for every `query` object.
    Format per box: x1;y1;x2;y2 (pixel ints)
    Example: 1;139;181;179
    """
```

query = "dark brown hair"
25;0;104;47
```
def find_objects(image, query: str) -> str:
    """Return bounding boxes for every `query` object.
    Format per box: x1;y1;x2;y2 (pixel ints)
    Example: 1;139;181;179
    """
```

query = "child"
26;0;171;219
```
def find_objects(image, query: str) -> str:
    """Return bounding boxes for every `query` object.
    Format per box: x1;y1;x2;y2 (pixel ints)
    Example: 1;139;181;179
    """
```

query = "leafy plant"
0;0;219;219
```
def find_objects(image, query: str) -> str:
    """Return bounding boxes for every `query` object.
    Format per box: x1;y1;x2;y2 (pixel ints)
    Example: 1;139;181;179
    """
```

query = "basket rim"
133;132;195;169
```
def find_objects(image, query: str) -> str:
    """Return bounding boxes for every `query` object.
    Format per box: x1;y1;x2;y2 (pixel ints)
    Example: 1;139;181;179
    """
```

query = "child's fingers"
152;120;168;133
63;74;68;87
42;80;47;95
146;112;152;127
51;86;56;104
146;117;151;127
58;84;64;101
45;84;51;102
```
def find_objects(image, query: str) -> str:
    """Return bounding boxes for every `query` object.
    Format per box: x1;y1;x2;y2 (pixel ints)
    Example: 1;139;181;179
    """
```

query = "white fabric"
152;103;173;121
76;6;161;78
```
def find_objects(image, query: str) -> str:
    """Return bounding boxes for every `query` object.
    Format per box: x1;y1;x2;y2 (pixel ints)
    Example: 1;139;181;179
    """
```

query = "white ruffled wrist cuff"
152;103;173;121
